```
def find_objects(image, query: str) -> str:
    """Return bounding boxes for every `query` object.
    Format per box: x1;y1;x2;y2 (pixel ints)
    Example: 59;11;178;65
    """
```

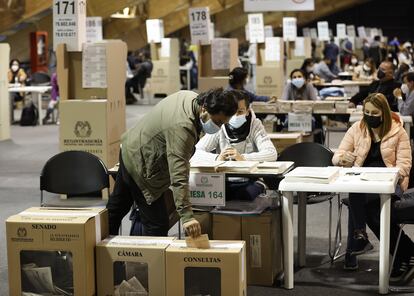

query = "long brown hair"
360;93;399;139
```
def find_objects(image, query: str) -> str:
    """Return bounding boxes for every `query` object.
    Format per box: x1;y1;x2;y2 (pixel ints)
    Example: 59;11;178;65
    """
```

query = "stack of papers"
191;161;259;173
284;167;340;184
114;277;148;296
257;162;288;173
360;172;396;182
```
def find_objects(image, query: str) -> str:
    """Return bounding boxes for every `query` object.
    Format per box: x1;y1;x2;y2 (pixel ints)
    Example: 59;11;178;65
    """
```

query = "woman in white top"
192;91;277;200
354;58;377;81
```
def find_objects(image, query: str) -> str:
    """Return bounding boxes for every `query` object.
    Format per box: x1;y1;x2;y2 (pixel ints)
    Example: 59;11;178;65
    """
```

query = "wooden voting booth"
198;38;239;92
149;38;181;97
255;38;285;98
0;44;10;141
285;37;312;79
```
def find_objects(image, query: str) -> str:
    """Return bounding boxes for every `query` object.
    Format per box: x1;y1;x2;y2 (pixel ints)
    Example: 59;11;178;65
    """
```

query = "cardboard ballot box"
59;99;125;168
57;40;127;101
256;66;284;98
212;210;283;286
268;132;303;153
166;240;246;296
6;207;108;296
96;236;176;296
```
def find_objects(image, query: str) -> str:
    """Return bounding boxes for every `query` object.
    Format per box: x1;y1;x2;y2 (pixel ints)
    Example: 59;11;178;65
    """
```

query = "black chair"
278;142;341;262
30;72;51;86
40;151;109;207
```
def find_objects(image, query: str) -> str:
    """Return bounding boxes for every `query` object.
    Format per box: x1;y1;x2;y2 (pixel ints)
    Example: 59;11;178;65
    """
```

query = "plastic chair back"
278;142;334;168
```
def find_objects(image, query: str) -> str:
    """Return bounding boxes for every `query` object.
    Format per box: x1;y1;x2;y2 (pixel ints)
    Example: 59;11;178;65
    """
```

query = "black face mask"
377;69;386;79
364;114;382;129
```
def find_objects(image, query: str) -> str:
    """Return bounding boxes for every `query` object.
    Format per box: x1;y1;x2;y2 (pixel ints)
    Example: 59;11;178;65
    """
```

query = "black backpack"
20;102;38;126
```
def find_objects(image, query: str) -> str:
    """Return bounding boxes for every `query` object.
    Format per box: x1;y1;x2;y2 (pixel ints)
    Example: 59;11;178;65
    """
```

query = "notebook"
284;166;340;184
257;162;288;173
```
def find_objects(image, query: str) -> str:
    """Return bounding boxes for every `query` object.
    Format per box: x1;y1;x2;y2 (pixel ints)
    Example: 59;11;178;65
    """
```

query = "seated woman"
353;58;377;81
281;69;323;143
344;54;360;73
192;90;277;201
300;58;321;82
227;67;274;103
8;59;27;107
333;93;414;285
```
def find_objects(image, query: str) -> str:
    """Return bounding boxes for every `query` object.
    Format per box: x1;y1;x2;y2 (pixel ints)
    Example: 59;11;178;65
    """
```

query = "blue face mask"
228;114;247;129
200;118;221;134
292;78;305;89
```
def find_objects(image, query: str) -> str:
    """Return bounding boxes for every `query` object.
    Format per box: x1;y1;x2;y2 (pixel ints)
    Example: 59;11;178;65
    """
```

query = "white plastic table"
279;167;399;294
9;85;52;126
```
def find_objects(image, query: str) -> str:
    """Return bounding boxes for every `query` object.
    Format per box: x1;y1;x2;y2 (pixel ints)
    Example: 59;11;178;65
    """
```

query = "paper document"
360;172;396;182
285;167;340;184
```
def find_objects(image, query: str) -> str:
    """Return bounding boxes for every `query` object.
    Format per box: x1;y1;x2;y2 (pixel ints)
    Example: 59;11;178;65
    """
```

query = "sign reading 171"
55;0;86;15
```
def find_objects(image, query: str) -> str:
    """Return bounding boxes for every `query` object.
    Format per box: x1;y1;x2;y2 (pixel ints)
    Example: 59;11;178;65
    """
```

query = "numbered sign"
347;25;356;37
146;19;164;43
86;17;102;43
357;26;367;38
53;0;86;51
265;37;281;62
189;7;211;45
310;28;318;39
264;25;274;38
336;23;347;39
283;17;297;41
302;27;310;37
189;173;225;206
211;38;231;70
317;21;329;41
288;112;312;132
248;13;265;43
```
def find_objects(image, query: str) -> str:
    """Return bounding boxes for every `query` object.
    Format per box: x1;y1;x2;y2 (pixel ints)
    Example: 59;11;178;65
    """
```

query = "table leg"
298;192;307;267
379;194;391;294
282;191;294;289
36;92;42;126
404;121;410;137
187;69;191;90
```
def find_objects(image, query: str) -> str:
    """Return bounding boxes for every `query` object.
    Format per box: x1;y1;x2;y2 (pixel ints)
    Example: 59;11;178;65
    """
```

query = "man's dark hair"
234;90;251;107
197;88;238;116
229;67;248;88
403;72;414;82
374;35;381;42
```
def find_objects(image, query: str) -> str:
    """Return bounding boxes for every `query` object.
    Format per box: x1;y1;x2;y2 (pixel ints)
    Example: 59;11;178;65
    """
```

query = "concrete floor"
0;102;413;295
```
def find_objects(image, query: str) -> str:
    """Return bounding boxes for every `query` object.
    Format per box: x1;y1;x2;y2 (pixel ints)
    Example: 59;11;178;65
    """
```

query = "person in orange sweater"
333;93;414;285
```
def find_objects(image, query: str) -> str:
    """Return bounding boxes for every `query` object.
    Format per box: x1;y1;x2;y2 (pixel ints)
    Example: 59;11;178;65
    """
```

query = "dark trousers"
347;194;414;264
106;153;169;236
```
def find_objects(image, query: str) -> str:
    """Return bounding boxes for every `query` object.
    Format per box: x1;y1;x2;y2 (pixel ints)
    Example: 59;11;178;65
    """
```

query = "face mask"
306;66;314;73
11;65;19;72
228;114;247;129
364;114;382;129
351;58;358;65
292;77;305;89
200;118;221;134
401;83;410;95
363;64;371;72
377;69;386;79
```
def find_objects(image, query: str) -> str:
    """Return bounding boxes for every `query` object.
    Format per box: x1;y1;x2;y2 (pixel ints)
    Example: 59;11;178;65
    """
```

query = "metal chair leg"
331;195;345;263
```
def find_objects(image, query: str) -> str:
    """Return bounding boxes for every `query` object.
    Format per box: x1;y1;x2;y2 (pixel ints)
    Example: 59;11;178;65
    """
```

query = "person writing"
107;88;239;237
192;91;277;200
332;93;413;284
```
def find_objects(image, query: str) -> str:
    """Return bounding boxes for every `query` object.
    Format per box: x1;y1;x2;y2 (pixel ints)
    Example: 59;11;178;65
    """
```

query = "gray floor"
1;102;413;295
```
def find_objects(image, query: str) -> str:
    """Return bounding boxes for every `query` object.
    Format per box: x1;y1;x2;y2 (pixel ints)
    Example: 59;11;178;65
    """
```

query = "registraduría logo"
263;76;273;85
74;121;92;138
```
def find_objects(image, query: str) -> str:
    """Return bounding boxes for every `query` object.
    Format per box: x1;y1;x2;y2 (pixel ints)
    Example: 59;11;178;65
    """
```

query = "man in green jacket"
107;88;239;237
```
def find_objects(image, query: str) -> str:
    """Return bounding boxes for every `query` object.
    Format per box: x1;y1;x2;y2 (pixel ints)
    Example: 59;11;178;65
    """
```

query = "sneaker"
344;252;358;270
350;232;374;256
390;256;414;285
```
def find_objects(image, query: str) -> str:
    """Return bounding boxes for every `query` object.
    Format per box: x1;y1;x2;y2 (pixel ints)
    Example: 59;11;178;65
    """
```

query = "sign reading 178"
190;10;207;22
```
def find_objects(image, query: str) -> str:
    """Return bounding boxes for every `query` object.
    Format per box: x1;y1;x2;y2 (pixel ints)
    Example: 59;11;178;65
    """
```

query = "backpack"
20;102;38;126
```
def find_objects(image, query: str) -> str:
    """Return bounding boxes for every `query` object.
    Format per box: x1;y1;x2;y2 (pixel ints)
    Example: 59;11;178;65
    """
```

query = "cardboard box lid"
97;235;175;248
6;207;106;224
167;240;245;253
267;133;302;139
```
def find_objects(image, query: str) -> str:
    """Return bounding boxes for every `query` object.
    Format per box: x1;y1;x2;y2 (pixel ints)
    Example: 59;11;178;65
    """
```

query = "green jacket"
121;90;202;223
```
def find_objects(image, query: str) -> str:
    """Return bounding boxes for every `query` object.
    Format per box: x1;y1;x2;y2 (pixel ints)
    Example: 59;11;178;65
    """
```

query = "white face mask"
292;77;305;89
200;118;221;134
351;58;358;65
11;65;19;72
401;84;410;95
228;114;247;129
363;64;371;72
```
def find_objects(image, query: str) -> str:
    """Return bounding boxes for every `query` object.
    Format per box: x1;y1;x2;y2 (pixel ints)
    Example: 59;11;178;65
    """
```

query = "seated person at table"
332;93;414;284
281;69;318;101
353;58;377;81
314;56;337;82
227;67;274;102
394;72;414;137
301;58;321;82
8;59;27;106
349;61;401;111
344;54;360;73
192;90;277;201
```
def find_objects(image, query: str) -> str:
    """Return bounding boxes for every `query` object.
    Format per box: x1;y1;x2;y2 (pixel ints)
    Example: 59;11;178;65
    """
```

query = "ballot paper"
22;264;55;294
360;172;396;182
185;234;211;249
211;38;231;70
114;276;148;296
284;167;340;184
